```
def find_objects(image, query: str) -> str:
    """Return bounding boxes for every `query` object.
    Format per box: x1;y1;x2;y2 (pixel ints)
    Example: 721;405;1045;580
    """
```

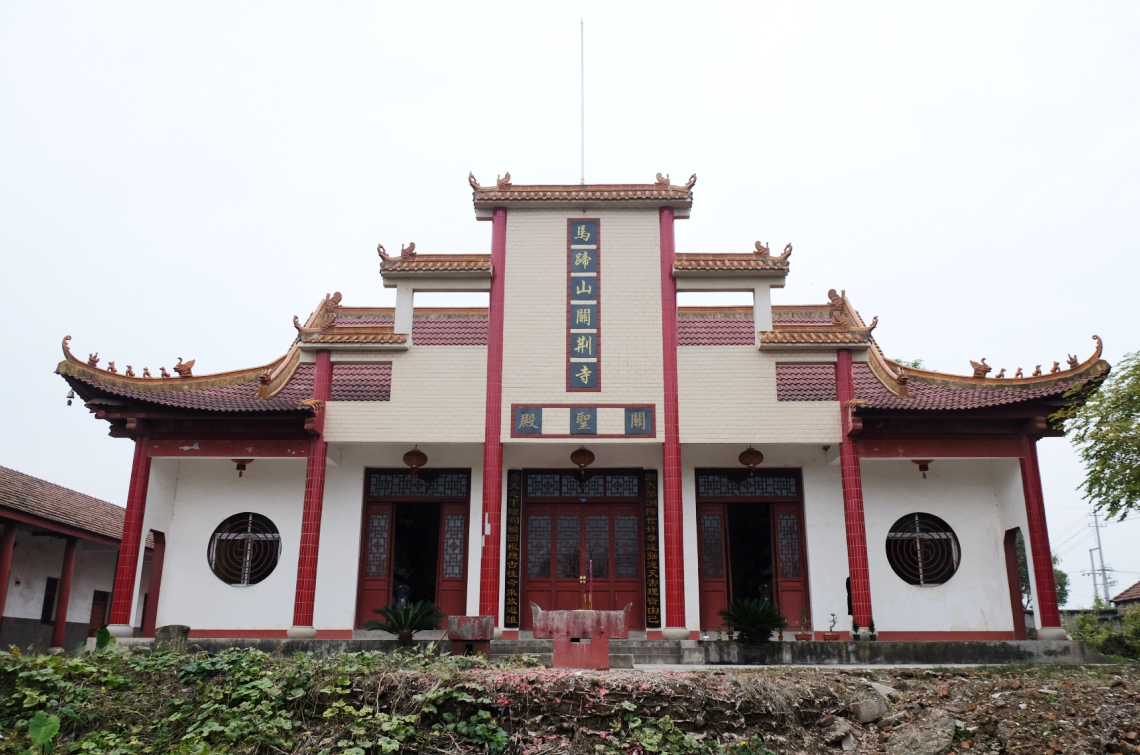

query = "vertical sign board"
642;470;662;629
567;219;600;391
504;470;523;629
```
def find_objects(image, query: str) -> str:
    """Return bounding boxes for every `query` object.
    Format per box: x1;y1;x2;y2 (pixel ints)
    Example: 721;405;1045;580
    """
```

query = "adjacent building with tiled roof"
0;466;152;651
1113;579;1140;607
54;171;1108;647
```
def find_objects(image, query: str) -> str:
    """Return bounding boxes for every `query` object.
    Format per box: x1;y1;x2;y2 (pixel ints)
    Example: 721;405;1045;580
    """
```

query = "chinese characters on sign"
504;470;522;628
514;407;543;435
571;408;597;435
568;220;599;390
642;470;662;629
625;407;654;435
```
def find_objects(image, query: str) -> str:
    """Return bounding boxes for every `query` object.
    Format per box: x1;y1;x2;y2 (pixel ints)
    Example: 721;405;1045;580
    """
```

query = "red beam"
51;537;78;649
856;438;1022;458
659;206;686;631
0;505;122;549
147;439;310;458
479;206;508;619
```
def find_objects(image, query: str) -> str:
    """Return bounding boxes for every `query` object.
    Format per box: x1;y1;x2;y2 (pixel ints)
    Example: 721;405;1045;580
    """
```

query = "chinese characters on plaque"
570;408;597;435
514;407;542;435
642;470;662;629
568;220;599;390
504;470;522;628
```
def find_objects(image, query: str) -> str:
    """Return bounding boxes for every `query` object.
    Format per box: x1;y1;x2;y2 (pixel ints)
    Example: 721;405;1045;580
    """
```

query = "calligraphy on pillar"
504;470;522;629
567;219;600;391
642;470;662;629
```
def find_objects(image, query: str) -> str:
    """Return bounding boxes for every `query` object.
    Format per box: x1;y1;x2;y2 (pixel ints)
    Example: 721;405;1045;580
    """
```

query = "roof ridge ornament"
683;173;697;191
496;172;512;190
655;173;670;189
755;241;770;257
468;172;482;191
174;358;195;378
970;358;991;378
777;243;792;262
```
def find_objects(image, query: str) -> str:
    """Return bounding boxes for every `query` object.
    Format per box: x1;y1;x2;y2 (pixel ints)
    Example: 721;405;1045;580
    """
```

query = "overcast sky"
2;2;1136;608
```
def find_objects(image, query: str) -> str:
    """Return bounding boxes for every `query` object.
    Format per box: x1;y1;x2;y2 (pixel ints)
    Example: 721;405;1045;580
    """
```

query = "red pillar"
292;349;332;635
50;536;78;649
479;207;508;619
1020;434;1061;630
658;206;687;631
0;522;17;630
835;350;873;629
108;437;151;632
142;531;166;637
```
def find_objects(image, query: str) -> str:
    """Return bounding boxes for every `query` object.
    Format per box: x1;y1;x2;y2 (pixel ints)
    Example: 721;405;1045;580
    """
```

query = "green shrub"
718;599;787;646
365;601;445;646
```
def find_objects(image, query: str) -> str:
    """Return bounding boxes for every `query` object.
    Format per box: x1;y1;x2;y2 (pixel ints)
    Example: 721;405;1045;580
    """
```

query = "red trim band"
479;207;508;619
658;206;686;629
109;437;151;626
1020;435;1061;627
836;350;873;628
292;350;332;628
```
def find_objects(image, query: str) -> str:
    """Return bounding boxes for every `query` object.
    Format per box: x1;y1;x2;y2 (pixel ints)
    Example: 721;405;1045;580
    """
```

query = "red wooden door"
356;502;394;628
88;590;109;637
435;503;469;618
771;502;809;631
697;503;730;630
522;503;644;630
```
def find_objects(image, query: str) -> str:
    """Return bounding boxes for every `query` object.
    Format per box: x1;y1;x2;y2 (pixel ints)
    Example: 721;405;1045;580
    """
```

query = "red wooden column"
658;206;687;635
835;349;873;630
50;536;78;650
141;531;166;637
0;522;18;630
291;349;332;638
1019;434;1064;637
479;207;508;620
108;437;152;635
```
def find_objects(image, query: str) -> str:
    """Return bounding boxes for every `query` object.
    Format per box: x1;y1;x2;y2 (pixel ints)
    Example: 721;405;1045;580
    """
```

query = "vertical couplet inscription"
567;219;600;390
642;470;662;628
504;470;522;628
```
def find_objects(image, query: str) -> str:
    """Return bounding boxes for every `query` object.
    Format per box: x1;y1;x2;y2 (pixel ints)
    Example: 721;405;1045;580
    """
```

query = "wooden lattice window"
614;515;639;579
440;514;466;579
527;515;551;578
586;515;610;578
699;514;725;579
208;513;281;586
776;514;802;578
886;513;960;586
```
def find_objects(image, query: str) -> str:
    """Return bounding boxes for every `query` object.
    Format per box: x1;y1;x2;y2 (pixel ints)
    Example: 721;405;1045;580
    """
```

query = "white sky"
1;2;1137;608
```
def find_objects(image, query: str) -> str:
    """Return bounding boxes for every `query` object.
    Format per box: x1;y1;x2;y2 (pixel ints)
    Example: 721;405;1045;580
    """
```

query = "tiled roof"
69;364;391;411
852;364;1085;411
1113;579;1140;604
472;182;693;203
674;253;789;272
776;364;838;401
678;315;755;346
0;465;126;543
301;331;407;344
760;330;871;345
336;311;489;345
380;254;491;273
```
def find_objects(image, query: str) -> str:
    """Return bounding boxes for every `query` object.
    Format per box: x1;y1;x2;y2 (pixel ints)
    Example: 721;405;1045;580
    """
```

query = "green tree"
1015;531;1070;608
1061;350;1140;520
893;357;926;369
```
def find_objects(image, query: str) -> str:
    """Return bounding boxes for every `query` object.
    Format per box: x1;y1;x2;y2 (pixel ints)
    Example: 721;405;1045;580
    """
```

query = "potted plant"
823;613;840;641
868;618;877;641
365;600;444;646
795;606;813;641
718;598;788;664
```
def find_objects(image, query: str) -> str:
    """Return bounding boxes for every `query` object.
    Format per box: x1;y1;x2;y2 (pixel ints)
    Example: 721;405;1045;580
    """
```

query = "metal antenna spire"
580;18;585;187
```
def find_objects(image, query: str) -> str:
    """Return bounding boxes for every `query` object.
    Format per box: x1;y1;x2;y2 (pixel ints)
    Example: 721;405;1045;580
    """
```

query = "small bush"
718;599;788;646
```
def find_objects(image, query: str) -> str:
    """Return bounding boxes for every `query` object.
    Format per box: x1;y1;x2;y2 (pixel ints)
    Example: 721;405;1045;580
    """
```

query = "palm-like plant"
365;601;445;646
718;598;787;646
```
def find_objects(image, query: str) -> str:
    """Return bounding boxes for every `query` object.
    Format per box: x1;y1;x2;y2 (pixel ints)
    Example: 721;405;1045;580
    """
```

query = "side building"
55;173;1108;642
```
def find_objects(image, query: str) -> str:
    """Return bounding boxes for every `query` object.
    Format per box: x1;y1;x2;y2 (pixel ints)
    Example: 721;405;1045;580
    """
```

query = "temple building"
53;173;1109;643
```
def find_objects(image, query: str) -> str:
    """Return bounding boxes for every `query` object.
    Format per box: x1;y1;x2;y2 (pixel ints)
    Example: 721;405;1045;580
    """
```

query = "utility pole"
1091;511;1111;602
1089;548;1100;603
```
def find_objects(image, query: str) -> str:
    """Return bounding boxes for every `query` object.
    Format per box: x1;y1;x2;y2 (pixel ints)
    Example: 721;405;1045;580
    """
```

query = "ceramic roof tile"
1113;579;1140;604
380;254;491;273
776;364;838;401
471;182;693;203
852;364;1084;410
674;253;789;272
677;317;755;345
759;331;871;345
0;465;126;543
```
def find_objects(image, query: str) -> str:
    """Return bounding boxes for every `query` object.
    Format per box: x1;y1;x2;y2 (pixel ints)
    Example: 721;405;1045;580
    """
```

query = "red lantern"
738;446;764;476
570;446;595;479
403;446;428;481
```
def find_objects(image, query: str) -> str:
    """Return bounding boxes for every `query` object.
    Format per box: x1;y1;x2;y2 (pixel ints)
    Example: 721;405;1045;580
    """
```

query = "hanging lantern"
738;446;764;476
570;446;595;479
232;459;254;477
66;390;75;407
403;445;428;481
912;459;933;479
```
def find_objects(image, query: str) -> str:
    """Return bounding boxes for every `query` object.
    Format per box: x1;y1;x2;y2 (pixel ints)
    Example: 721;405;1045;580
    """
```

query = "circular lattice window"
207;513;281;586
885;513;960;586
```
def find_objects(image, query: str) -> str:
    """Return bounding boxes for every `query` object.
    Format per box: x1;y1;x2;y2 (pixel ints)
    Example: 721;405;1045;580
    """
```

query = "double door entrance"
355;469;471;629
520;470;646;630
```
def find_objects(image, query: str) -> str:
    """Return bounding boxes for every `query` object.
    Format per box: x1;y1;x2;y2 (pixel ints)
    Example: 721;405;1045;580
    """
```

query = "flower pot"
740;645;768;664
822;632;840;641
794;632;813;641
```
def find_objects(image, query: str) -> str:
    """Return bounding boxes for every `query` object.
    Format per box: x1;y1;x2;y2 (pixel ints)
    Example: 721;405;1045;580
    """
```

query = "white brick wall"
501;209;665;438
678;347;842;444
324;347;487;443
